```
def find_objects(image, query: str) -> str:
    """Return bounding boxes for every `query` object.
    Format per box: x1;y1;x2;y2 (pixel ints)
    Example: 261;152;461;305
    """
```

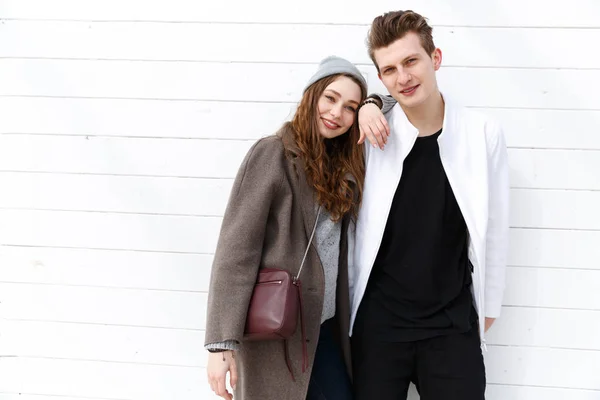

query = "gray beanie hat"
303;56;367;93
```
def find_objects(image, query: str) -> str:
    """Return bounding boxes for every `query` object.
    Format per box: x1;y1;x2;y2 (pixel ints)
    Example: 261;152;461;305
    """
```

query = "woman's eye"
346;106;357;112
325;95;335;102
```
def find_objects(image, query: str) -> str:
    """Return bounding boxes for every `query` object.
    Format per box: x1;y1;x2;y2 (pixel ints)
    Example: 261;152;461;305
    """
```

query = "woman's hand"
358;103;390;150
207;351;238;400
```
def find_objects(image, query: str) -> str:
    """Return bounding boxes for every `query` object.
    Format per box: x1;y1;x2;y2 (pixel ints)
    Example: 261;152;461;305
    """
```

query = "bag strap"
294;205;322;282
284;276;308;381
287;205;321;381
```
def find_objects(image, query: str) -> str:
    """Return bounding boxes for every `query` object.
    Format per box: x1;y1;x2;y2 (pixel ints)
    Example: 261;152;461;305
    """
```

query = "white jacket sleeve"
484;121;510;318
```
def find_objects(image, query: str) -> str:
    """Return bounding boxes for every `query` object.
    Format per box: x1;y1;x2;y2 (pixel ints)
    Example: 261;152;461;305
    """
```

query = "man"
349;10;509;400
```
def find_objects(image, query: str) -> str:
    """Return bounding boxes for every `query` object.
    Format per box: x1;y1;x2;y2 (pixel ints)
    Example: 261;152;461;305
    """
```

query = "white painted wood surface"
2;60;600;110
2;0;599;27
1;1;599;399
2;98;600;149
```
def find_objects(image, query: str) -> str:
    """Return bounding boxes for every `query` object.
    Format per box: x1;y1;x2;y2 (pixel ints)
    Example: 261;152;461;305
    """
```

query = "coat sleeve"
204;138;284;345
368;93;397;114
484;121;510;318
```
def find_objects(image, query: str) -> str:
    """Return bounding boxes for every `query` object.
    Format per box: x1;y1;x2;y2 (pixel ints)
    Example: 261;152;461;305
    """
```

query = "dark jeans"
352;324;485;400
306;318;353;400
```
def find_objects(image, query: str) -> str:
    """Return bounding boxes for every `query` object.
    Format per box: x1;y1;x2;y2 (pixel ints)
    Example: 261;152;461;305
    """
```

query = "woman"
205;56;368;400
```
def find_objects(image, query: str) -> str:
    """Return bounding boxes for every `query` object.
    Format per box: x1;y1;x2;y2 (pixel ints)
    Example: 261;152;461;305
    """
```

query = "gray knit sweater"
314;207;341;323
205;208;341;352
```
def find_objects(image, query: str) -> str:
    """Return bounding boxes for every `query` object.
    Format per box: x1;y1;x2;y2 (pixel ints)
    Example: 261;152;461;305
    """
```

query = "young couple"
205;9;509;400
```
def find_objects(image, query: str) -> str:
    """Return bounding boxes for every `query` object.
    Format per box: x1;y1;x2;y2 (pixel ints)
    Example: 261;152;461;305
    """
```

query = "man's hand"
207;351;238;400
484;317;495;333
358;103;390;150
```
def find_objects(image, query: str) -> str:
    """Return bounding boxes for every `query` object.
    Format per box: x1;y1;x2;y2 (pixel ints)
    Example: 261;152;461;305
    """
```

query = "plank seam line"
2;318;206;332
0;244;212;255
487;344;600;353
1;95;600;111
0;280;208;294
2;209;598;232
0;355;201;368
486;383;600;392
2;57;600;71
0;391;130;400
2;19;600;29
2;133;600;151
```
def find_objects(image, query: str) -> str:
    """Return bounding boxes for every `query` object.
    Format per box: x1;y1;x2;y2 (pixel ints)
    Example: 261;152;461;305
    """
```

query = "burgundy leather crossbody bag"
243;207;321;379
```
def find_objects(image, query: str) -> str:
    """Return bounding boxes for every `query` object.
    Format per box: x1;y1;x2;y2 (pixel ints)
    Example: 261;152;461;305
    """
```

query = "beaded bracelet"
359;98;381;111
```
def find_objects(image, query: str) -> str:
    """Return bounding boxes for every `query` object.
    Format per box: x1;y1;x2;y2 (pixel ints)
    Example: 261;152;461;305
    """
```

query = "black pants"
306;318;353;400
352;325;485;400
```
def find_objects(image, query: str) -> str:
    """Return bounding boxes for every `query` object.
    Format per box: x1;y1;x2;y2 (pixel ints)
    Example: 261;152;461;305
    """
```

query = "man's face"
374;32;442;110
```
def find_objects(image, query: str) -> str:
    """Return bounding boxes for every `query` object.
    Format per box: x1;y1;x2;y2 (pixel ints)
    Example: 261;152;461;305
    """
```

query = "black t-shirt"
354;129;476;342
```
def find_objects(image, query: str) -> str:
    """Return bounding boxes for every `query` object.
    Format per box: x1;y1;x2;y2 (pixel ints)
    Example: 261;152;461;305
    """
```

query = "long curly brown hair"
290;73;367;222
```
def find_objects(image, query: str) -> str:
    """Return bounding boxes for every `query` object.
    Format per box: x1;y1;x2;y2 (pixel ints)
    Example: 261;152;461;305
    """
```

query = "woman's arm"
205;137;285;399
205;137;285;346
357;94;397;149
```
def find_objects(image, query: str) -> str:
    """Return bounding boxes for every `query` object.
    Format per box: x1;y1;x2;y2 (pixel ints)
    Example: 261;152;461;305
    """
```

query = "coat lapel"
279;125;317;241
293;156;318;240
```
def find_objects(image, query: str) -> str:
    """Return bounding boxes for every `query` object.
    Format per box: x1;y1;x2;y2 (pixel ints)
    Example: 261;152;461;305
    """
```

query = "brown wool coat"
205;126;353;400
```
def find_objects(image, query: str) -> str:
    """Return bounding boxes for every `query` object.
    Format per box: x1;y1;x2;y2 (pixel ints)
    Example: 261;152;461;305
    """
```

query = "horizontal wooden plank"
510;189;600;230
0;97;291;140
2;344;598;398
508;228;600;270
504;267;600;310
2;209;599;270
3;172;599;231
0;172;234;217
0;209;222;254
2;21;600;69
1;60;600;110
2;0;599;27
2;308;596;374
8;387;598;400
486;384;600;400
2;135;599;190
509;148;600;191
0;246;213;292
0;282;207;329
0;320;208;368
0;59;353;102
487;307;600;351
422;384;600;400
485;346;600;390
2;98;599;151
485;108;600;150
1;383;596;400
0;135;254;179
0;395;117;400
5;260;597;331
0;358;216;399
2;250;599;350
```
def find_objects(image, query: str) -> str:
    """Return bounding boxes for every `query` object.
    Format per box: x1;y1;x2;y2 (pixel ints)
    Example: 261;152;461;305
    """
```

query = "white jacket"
349;97;510;343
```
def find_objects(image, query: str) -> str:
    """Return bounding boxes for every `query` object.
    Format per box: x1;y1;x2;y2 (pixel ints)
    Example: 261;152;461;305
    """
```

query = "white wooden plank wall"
0;1;599;399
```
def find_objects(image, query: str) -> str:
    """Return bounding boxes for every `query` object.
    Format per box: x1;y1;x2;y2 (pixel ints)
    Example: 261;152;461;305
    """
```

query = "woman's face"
316;76;362;139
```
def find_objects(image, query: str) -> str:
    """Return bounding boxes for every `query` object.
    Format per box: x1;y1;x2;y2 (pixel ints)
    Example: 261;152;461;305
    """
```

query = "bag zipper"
256;280;283;285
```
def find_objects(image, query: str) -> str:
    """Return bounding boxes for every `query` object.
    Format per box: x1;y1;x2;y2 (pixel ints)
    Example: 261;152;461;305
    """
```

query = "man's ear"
432;48;443;71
